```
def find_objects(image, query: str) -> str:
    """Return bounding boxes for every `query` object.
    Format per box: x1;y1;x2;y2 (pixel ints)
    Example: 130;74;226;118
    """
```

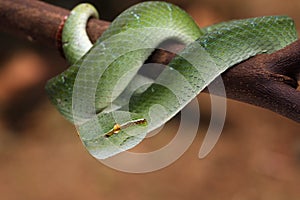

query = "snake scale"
45;2;298;159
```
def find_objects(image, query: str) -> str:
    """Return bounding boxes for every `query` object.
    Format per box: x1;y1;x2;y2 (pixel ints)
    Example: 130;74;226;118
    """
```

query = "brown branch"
0;0;299;122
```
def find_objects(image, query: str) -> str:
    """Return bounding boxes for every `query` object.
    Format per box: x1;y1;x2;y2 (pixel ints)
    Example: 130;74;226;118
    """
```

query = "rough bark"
0;0;299;122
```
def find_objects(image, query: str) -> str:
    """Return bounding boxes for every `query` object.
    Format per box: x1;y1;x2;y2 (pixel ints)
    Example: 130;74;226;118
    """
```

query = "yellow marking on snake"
104;119;147;138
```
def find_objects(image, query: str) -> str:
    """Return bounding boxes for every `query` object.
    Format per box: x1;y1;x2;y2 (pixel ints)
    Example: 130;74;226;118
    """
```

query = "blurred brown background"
0;0;299;199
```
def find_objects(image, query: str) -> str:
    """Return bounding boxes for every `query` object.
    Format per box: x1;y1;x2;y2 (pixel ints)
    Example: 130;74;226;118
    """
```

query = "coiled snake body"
46;2;297;159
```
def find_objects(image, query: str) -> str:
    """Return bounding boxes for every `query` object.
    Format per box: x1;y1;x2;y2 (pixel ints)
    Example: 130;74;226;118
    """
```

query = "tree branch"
0;0;299;122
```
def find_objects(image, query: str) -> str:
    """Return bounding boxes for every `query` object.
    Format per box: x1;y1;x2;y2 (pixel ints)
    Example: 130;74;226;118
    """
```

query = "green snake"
46;2;297;159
